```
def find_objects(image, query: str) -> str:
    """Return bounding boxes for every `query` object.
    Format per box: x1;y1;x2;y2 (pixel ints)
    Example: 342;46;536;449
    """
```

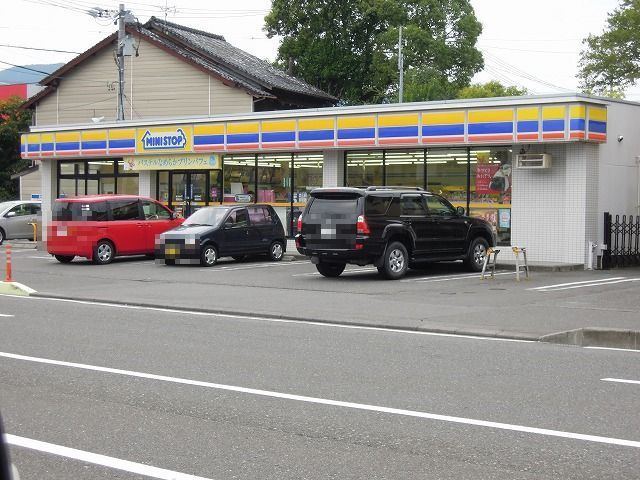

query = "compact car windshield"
184;208;229;226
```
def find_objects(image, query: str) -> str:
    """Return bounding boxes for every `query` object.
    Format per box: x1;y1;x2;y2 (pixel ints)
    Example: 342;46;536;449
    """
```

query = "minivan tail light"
357;215;370;235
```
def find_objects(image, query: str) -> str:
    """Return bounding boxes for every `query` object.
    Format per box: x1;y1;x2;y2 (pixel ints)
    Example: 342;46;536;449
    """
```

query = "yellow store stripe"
55;132;80;142
570;105;586;118
227;122;259;134
589;107;607;122
194;124;224;135
81;130;107;141
337;116;375;129
378;114;419;127
542;106;566;120
109;129;135;140
40;133;54;143
468;109;514;123
517;108;539;121
262;120;296;132
422;111;465;125
299;118;334;130
26;134;40;144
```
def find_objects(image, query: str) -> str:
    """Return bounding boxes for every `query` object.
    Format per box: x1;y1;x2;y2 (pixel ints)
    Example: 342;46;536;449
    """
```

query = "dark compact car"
157;204;286;266
295;187;496;280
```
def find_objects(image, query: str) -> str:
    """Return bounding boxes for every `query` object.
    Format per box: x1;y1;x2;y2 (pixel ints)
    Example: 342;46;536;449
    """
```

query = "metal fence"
602;212;640;269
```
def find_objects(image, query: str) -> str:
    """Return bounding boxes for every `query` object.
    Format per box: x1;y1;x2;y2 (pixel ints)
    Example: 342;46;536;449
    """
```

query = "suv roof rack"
365;186;424;191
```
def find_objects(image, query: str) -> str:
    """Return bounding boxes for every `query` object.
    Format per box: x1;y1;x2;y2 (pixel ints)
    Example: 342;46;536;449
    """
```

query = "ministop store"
21;93;640;267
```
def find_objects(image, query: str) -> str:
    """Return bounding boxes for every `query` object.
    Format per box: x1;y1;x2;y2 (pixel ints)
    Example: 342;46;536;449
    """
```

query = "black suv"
295;187;495;279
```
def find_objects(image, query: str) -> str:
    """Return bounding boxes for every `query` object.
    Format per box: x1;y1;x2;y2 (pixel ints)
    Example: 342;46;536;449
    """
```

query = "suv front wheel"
465;237;489;272
378;241;408;280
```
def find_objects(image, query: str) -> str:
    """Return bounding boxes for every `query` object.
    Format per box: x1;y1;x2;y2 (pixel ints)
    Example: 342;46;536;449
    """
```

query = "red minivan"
48;195;183;264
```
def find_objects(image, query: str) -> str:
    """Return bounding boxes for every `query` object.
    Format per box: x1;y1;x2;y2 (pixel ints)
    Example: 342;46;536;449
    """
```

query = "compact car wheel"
465;237;489;272
0;228;5;245
378;241;408;280
93;240;115;265
200;245;218;267
316;262;346;278
269;241;285;261
54;255;74;264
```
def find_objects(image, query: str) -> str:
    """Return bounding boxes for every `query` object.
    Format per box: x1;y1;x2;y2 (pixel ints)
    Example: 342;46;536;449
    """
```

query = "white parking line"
293;267;377;277
529;277;625;291
531;278;640;292
0;314;14;317
601;378;640;385
1;351;638;449
200;261;310;272
409;271;517;283
586;346;640;353
5;434;212;480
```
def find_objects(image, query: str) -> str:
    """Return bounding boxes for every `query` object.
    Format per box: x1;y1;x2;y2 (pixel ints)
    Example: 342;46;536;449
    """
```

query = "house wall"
35;37;253;126
19;170;42;200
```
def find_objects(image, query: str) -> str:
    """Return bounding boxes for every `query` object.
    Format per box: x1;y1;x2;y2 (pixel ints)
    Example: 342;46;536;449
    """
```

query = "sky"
2;0;636;99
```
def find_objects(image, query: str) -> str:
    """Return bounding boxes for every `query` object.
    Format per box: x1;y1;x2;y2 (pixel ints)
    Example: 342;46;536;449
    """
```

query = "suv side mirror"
456;206;466;216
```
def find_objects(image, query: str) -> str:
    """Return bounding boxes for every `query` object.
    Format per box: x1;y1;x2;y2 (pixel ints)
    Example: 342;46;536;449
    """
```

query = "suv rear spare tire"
377;241;408;279
465;237;489;272
316;262;345;277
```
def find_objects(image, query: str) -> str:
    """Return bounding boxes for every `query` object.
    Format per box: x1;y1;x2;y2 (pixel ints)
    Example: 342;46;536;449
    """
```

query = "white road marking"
529;277;626;291
409;271;517;283
1;351;638;449
0;314;14;317
5;434;212;480
200;261;309;272
602;378;640;385
0;294;530;343
533;278;640;292
586;347;640;353
293;267;377;277
27;256;54;260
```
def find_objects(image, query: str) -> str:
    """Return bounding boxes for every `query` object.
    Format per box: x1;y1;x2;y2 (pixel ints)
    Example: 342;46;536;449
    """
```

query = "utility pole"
398;26;404;103
117;3;126;121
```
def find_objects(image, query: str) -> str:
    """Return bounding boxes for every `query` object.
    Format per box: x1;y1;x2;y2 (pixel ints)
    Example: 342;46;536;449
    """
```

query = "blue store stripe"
570;119;586;131
299;130;334;141
194;135;224;145
109;139;135;148
41;143;54;152
82;140;107;150
589;120;607;134
56;142;80;151
227;133;259;144
468;122;513;135
337;128;375;140
517;121;538;133
262;131;295;142
378;126;418;138
422;124;464;136
542;119;564;132
27;144;40;152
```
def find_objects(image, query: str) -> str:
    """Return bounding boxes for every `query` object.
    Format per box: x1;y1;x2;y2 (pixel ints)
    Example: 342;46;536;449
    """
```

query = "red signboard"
0;84;28;100
475;164;500;194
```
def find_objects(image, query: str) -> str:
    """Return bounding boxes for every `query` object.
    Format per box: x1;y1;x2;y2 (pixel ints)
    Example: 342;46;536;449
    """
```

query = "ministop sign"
141;128;188;150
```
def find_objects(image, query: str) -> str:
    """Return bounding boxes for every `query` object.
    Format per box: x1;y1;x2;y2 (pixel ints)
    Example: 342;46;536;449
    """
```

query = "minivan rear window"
53;201;109;221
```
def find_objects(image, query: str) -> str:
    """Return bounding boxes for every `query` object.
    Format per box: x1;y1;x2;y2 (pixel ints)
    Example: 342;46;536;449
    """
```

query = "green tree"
0;96;31;200
578;0;640;95
265;0;484;104
457;80;528;99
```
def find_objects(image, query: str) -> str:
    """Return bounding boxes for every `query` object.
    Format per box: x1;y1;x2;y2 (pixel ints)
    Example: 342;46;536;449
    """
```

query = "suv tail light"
297;215;303;232
357;215;370;235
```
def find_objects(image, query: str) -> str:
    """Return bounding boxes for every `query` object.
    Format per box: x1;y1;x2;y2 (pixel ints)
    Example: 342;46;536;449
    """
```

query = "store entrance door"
170;171;208;217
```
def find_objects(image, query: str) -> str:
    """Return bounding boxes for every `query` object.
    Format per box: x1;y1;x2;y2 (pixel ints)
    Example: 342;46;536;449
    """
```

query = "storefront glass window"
223;154;256;203
426;148;468;209
59;162;84;176
117;176;139;195
257;153;291;204
158;172;170;203
58;160;138;198
209;170;222;203
346;151;383;187
385;150;425;188
88;161;116;176
58;178;77;198
469;148;512;245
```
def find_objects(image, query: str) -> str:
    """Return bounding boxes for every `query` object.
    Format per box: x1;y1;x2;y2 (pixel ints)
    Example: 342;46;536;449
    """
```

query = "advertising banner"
124;153;218;171
475;164;500;194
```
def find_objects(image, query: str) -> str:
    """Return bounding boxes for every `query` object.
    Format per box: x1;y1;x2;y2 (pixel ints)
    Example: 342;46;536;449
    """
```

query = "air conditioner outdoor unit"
515;153;552;169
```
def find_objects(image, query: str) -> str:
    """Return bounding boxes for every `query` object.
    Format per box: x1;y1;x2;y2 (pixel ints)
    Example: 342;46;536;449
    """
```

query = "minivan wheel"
316;262;345;278
93;240;114;265
465;237;489;272
269;241;285;261
54;255;74;264
378;241;408;279
200;245;218;267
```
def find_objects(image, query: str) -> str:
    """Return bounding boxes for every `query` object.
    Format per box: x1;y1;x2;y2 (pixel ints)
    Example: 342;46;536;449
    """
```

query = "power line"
0;60;56;76
0;44;81;54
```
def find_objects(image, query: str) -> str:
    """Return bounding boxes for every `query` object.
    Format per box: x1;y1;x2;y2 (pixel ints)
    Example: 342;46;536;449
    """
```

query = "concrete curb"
20;293;639;349
540;328;640;350
0;282;37;296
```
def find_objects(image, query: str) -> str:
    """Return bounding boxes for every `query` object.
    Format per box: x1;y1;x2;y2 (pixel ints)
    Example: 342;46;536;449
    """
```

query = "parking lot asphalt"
2;245;640;347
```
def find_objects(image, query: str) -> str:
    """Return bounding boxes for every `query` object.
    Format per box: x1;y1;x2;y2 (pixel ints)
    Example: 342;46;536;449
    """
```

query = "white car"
0;200;42;245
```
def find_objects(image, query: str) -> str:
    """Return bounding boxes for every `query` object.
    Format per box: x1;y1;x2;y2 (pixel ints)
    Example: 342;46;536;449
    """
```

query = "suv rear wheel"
465;237;489;272
378;241;408;279
316;262;345;278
